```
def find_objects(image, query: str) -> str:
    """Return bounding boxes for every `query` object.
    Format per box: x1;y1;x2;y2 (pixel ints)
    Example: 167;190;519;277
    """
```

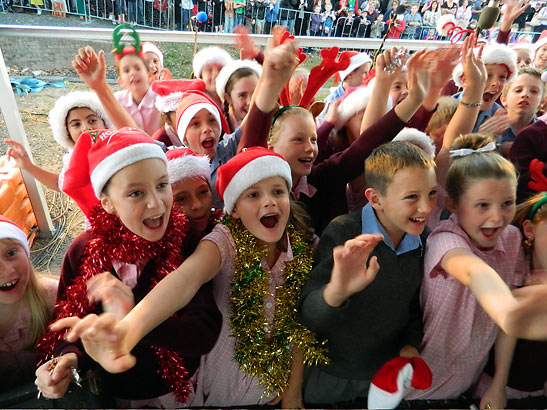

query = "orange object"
0;155;37;245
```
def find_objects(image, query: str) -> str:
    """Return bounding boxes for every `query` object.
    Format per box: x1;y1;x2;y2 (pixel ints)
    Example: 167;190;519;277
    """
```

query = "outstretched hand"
234;25;261;60
374;47;408;85
86;272;135;320
502;0;530;25
461;35;486;90
51;313;136;374
72;46;108;91
262;36;300;87
6;139;33;170
323;233;383;307
406;49;433;103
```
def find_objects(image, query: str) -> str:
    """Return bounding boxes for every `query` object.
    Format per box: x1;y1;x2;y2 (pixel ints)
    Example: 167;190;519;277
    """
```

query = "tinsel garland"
222;216;329;395
36;204;191;402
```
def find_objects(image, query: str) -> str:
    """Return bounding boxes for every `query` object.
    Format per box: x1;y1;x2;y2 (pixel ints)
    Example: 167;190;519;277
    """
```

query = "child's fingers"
77;47;90;64
51;356;74;382
98;50;106;67
50;316;81;333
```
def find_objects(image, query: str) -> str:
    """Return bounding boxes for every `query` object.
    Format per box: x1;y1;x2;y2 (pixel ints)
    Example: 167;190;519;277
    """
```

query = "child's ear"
231;207;241;220
100;194;116;215
224;93;233;106
365;187;382;210
117;77;123;87
522;219;536;241
500;93;507;107
445;196;457;214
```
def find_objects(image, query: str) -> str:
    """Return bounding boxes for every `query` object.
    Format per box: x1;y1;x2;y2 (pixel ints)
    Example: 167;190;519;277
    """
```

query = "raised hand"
323;233;383;307
35;353;78;399
51;313;136;374
86;272;135;320
502;0;530;26
234;25;261;60
72;46;108;91
6;139;33;170
374;47;408;85
461;35;486;90
478;109;509;138
262;36;300;89
406;49;433;103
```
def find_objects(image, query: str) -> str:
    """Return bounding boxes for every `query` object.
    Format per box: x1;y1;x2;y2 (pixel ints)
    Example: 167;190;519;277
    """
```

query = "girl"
34;128;221;407
0;216;58;393
215;59;262;133
142;42;172;81
422;0;441;27
52;147;326;408
455;0;471;28
6;91;113;193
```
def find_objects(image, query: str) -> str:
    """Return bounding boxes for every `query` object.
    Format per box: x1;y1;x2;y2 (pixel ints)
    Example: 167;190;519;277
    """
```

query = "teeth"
411;217;425;222
0;280;17;288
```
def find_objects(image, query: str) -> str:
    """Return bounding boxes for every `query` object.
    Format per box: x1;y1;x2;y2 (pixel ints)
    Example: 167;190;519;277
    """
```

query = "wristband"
459;100;482;108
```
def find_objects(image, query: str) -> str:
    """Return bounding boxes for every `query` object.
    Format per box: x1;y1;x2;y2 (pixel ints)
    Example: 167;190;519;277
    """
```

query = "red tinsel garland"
35;204;192;402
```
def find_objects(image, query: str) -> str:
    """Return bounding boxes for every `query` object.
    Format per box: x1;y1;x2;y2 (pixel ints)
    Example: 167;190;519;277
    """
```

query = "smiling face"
390;71;409;105
450;177;516;249
225;75;258;124
268;112;318;182
100;158;173;242
183;108;221;159
117;54;152;98
535;44;547;70
367;165;438;248
0;239;30;307
144;51;163;79
66;107;106;144
172;177;213;233
231;176;290;245
501;73;543;120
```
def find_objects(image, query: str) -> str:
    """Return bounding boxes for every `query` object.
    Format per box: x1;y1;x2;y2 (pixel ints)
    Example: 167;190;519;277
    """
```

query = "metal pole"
0;48;54;237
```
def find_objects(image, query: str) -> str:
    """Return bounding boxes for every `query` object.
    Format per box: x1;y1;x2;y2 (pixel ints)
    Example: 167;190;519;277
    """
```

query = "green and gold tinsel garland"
222;215;329;395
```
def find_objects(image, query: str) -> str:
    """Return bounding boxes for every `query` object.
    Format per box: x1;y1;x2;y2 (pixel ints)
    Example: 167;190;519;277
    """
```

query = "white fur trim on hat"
0;221;29;256
436;14;456;36
393;128;436;159
177;103;222;144
367;363;414;409
338;83;393;121
48;91;114;150
535;36;547;53
192;47;233;79
215;60;262;103
222;155;292;214
452;43;517;87
90;143;167;198
339;52;372;82
155;91;183;113
142;42;164;67
168;154;211;184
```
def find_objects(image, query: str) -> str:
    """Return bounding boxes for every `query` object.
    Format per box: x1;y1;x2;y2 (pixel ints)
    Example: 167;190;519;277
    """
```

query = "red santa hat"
166;147;211;185
534;30;547;53
215;147;292;214
393;128;436;159
192;46;233;79
338;51;372;82
338;82;393;121
367;356;433;409
48;91;114;150
215;59;262;103
175;90;230;143
142;42;164;67
63;128;167;217
152;79;206;113
452;43;518;87
0;216;29;256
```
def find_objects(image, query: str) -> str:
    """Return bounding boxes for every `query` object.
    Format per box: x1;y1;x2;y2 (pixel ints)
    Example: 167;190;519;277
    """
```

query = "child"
533;35;547;71
387;12;406;38
0;216;58;393
321;2;336;35
369;14;385;37
192;46;233;107
310;5;323;35
215;59;262;133
511;42;534;68
151;79;207;146
34;128;222;407
497;67;544;157
407;133;528;401
142;42;172;81
298;141;437;405
6;91;113;193
52;147;327;408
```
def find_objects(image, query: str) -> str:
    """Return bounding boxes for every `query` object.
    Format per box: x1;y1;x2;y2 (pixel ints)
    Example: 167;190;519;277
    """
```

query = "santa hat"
63;128;167;217
152;79;206;113
338;82;393;121
0;216;29;256
215;147;292;214
175;90;230;143
166;147;211;185
215;59;262;103
338;51;372;82
436;14;456;37
142;42;164;67
192;47;233;79
534;30;547;53
48;91;114;150
510;39;534;52
452;43;517;87
393;128;436;159
367;357;433;409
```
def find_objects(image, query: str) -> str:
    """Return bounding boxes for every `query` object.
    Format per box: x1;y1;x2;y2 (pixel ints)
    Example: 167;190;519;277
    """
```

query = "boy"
298;141;437;406
369;14;385;38
192;47;233;107
319;51;372;118
498;67;544;156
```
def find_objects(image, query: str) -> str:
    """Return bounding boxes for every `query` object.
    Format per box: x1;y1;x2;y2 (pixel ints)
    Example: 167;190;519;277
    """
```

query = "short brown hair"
425;96;458;136
365;141;435;195
501;67;545;99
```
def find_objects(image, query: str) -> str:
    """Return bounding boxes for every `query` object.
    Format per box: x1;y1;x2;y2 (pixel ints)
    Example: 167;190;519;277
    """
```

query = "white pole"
0;48;54;237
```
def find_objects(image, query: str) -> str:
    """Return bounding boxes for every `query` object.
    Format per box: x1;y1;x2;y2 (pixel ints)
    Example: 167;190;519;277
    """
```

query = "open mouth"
298;157;314;166
0;279;19;292
482;92;498;104
202;138;215;150
409;216;426;224
480;227;500;240
143;215;164;229
517;101;529;107
260;214;279;229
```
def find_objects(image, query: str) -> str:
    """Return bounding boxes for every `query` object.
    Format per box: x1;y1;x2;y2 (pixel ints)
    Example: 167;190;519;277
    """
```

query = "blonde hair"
1;239;51;349
425;96;458;136
513;192;547;227
269;106;313;144
446;134;517;203
365;141;436;195
501;67;545;99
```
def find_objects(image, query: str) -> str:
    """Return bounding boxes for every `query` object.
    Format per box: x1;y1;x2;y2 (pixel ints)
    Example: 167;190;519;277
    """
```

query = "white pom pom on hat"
48;91;114;150
338;81;393;121
393;128;436;159
166;147;211;185
192;47;233;79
